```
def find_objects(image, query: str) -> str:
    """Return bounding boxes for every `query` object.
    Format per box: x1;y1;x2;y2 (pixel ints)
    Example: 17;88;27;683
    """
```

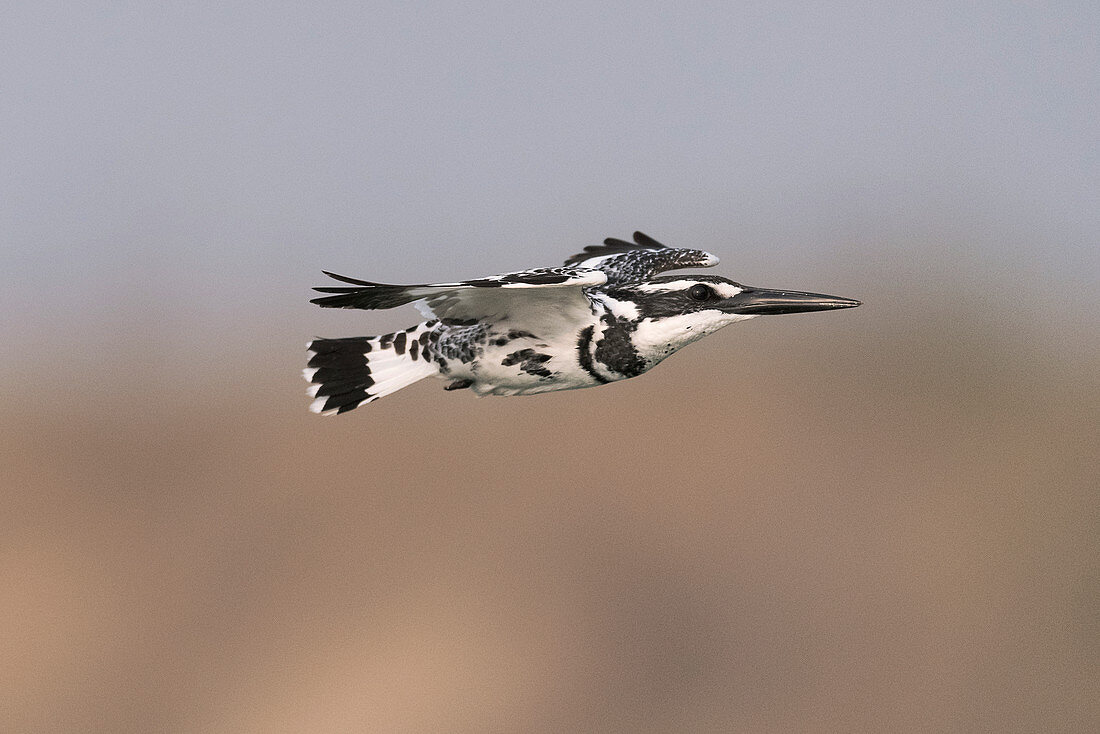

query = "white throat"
631;311;756;365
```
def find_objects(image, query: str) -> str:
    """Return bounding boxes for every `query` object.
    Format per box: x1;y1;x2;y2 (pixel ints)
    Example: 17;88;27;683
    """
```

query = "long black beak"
724;286;862;315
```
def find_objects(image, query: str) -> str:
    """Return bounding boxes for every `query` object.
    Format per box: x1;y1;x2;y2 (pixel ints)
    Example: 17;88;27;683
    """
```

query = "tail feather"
304;326;437;415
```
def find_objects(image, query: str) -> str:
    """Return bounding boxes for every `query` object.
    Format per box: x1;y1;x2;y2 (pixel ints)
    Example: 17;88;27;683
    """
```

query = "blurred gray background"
2;3;1097;733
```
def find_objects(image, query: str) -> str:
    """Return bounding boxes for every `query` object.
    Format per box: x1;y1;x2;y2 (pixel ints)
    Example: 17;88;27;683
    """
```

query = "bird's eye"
688;284;713;301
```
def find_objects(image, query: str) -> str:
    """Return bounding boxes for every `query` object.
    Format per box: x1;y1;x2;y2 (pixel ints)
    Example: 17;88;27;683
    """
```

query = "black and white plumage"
304;232;860;414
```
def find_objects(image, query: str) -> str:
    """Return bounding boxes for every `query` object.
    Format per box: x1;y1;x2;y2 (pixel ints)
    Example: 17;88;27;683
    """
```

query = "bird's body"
305;232;860;414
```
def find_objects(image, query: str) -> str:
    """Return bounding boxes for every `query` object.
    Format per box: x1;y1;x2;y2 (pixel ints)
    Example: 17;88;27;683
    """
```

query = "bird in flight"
304;232;860;414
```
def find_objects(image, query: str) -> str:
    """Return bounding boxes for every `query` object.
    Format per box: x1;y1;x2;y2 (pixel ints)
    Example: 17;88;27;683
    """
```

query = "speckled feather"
564;231;720;284
303;231;859;413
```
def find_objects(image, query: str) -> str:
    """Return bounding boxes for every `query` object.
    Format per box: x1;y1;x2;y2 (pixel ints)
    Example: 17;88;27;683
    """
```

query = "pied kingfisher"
304;232;860;414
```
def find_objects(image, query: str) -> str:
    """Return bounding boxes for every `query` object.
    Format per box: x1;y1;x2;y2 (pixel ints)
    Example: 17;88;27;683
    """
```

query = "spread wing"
310;266;606;322
564;231;719;285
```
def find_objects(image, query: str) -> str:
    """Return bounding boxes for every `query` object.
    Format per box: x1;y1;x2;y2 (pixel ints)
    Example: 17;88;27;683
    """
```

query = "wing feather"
564;231;719;284
310;266;606;321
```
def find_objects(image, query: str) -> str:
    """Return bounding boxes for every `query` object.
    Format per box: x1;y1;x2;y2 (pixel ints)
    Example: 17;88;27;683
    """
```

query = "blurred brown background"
5;294;1097;733
3;3;1098;733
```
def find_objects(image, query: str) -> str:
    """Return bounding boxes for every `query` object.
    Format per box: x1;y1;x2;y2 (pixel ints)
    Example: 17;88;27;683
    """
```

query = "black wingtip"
309;294;345;307
309;288;374;307
599;232;667;249
321;270;379;286
632;232;666;248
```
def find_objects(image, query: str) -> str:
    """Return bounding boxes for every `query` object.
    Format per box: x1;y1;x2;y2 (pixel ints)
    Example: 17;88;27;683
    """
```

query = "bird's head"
598;274;861;362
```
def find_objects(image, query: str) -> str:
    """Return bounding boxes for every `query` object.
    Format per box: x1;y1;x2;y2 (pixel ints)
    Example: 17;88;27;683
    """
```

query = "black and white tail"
304;325;437;415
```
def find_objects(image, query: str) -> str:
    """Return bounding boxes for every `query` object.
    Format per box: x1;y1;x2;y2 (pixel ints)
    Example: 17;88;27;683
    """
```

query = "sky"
1;1;1097;367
